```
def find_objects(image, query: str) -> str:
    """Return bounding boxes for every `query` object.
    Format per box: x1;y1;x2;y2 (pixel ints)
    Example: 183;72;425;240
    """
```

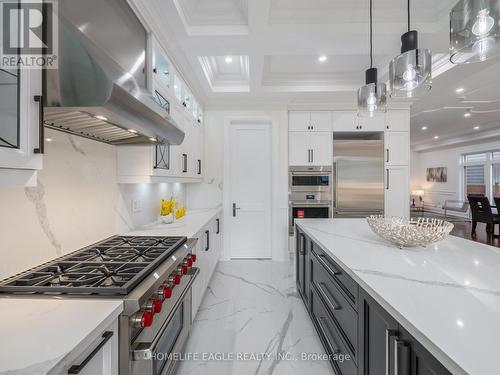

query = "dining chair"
467;195;499;239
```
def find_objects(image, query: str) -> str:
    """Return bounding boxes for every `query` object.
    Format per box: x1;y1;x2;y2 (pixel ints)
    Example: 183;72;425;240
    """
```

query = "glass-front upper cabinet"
152;41;171;90
174;74;183;103
0;68;19;149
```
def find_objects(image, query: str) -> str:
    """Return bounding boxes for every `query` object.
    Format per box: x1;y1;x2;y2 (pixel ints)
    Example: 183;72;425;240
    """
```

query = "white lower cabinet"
65;319;119;375
191;214;222;320
385;166;410;218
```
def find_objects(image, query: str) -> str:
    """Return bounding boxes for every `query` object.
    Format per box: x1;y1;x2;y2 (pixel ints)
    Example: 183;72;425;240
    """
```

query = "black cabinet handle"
68;331;113;374
232;203;240;217
216;218;220;234
153;67;157;74
386;169;390;190
33;95;44;154
386;149;390;163
197;159;202;175
182;154;188;173
205;230;210;251
311;149;314;163
316;282;341;311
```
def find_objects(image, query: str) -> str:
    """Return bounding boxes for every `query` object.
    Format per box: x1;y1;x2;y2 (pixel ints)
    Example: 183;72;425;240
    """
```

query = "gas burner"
0;235;187;295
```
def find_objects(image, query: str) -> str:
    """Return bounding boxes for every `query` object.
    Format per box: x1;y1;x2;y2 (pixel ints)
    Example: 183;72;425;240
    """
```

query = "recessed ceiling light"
434;135;440;139
421;126;428;130
318;55;328;63
95;115;107;121
225;56;233;63
473;126;480;130
45;138;53;142
464;111;471;118
455;87;465;93
149;137;157;142
128;129;138;134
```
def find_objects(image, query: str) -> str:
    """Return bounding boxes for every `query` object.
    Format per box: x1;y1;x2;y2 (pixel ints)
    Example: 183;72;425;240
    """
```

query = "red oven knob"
191;254;197;263
137;311;153;328
163;285;173;299
152;299;162;313
181;265;188;274
187;258;193;267
171;274;181;285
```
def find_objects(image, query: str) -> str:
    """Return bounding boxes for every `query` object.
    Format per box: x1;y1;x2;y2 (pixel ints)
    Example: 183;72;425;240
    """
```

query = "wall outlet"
131;198;142;213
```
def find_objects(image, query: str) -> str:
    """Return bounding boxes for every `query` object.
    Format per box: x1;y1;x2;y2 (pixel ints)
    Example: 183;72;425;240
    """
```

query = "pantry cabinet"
385;166;410;218
385;132;410;166
0;64;43;186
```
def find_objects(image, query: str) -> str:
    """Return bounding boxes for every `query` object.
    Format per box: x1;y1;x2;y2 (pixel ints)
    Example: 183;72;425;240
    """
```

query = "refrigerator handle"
333;162;337;212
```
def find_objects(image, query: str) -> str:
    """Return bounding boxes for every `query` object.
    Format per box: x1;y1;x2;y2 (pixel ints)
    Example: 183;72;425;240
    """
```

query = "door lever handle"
232;203;241;217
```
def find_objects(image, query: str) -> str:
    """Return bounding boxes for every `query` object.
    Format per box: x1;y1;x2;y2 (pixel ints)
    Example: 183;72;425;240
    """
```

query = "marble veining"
177;260;335;375
67;134;86;156
24;180;62;256
296;218;500;375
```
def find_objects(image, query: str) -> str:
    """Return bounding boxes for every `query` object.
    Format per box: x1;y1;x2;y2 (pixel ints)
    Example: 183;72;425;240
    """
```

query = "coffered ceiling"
133;0;500;148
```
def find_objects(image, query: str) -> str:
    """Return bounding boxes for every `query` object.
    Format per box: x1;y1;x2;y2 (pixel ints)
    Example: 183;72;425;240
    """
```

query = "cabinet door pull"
68;331;114;374
216;218;220;234
197;159;202;175
33;95;44;154
311;149;314;163
205;230;210;251
386;169;390;190
394;339;411;375
316;253;340;276
316;282;341;311
232;203;240;217
182;154;188;173
386;149;390;163
385;329;398;375
317;317;340;354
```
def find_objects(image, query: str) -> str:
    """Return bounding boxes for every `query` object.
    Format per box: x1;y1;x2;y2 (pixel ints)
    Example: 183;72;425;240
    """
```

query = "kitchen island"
295;218;500;375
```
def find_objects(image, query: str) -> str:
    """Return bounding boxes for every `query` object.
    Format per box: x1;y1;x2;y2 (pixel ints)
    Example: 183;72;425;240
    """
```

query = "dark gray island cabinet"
296;228;451;375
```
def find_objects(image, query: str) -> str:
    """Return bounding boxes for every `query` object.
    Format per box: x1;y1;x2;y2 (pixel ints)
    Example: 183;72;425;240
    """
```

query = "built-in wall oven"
289;166;333;234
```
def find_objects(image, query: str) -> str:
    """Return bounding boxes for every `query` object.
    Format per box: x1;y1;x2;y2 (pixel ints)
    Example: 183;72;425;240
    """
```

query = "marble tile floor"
177;259;335;375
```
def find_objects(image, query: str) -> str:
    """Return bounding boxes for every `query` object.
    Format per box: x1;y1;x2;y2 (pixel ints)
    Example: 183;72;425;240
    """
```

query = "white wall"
0;129;186;280
186;109;289;261
411;139;500;214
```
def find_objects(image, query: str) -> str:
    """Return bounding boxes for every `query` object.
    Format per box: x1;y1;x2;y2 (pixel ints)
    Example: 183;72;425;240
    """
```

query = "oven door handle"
132;267;200;361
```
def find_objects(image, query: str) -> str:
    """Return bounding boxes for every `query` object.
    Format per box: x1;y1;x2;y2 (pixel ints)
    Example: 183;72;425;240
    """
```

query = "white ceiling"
134;0;500;147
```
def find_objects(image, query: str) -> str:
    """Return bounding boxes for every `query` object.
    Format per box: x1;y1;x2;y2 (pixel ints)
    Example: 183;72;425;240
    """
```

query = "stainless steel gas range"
0;235;199;375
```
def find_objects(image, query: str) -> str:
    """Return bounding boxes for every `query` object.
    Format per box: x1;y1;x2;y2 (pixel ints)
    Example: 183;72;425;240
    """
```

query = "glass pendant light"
358;0;387;117
450;0;500;64
389;0;432;98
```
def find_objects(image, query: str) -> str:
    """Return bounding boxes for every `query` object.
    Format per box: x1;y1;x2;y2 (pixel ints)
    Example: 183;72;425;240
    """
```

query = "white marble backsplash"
0;129;186;280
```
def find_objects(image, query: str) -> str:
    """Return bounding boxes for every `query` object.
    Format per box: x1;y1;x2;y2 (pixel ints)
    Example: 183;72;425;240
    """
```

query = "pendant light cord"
407;0;411;32
369;0;373;68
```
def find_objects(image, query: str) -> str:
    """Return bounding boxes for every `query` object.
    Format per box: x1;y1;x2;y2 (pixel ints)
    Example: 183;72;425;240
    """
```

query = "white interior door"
228;123;272;258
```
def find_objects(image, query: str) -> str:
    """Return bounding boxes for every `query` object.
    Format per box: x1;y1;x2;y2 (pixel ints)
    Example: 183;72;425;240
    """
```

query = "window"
464;165;486;196
465;152;487;163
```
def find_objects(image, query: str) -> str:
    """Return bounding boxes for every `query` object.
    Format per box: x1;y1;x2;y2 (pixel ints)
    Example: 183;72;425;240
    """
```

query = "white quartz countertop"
125;208;221;238
296;218;500;375
0;298;122;375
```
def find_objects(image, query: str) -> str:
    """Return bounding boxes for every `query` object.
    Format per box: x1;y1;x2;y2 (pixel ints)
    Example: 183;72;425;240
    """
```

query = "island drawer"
311;242;358;308
310;284;357;375
311;251;357;360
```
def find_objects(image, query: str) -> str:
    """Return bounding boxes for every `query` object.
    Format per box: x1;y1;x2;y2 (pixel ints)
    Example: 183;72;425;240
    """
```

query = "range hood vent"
44;0;184;146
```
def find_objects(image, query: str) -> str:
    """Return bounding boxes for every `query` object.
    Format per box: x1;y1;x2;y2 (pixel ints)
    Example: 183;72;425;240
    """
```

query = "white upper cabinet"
289;132;332;166
358;112;386;131
289;132;311;165
385;110;410;131
385;166;410;218
309;132;333;166
289;111;332;132
332;111;358;131
151;38;172;92
0;66;43;186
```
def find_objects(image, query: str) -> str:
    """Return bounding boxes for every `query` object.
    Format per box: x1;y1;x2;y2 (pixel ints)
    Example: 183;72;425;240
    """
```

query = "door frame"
222;116;276;260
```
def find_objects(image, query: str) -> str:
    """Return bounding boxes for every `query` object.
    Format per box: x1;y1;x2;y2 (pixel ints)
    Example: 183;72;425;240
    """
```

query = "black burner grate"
0;235;187;295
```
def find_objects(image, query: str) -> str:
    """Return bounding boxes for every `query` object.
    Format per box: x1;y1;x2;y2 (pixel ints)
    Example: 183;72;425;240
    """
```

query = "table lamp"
411;190;425;207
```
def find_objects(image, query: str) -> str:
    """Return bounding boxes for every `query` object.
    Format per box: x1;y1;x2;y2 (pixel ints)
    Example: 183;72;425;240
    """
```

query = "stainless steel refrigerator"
333;138;384;217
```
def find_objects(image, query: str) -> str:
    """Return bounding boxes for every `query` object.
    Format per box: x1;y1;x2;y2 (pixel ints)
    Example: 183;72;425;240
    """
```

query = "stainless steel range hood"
44;0;184;146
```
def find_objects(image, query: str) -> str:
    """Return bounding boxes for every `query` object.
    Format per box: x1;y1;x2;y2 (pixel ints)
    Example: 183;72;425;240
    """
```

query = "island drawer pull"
316;282;341;311
68;331;114;374
316;253;340;276
394;339;411;375
317;317;340;355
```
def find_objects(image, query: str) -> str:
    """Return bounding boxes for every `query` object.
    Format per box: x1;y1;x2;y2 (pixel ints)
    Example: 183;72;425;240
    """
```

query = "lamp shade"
450;0;500;64
389;31;432;97
358;68;387;116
